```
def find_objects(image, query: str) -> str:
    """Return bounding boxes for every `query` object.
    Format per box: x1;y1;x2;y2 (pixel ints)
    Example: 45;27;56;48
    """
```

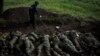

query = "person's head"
44;34;50;38
34;1;39;6
70;30;80;38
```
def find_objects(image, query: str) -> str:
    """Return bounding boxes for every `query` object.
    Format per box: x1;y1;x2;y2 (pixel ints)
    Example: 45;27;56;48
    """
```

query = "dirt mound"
2;7;30;23
1;7;80;24
0;7;80;30
80;21;100;41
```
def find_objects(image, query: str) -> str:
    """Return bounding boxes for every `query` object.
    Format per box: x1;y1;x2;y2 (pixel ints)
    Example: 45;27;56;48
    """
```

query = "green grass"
4;0;100;21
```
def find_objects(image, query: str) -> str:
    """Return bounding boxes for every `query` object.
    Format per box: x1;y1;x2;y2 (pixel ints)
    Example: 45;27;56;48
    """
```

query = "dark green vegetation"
4;0;100;22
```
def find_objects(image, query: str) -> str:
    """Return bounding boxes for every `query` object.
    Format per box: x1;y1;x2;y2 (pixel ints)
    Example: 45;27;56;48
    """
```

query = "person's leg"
32;21;35;29
31;15;35;29
26;41;35;56
51;48;61;56
53;45;65;55
36;44;43;56
45;45;51;56
29;12;35;29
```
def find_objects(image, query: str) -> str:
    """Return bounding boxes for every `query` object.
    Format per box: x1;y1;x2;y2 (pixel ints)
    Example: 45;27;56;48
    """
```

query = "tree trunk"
0;0;3;15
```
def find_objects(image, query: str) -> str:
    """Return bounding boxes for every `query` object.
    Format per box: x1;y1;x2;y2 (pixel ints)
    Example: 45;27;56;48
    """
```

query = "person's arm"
35;8;42;18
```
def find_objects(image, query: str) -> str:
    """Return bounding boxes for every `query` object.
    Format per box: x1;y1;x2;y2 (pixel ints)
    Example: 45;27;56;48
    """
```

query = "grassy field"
4;0;100;21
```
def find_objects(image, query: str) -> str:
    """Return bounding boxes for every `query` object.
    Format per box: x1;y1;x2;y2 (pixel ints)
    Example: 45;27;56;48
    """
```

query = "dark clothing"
29;4;38;28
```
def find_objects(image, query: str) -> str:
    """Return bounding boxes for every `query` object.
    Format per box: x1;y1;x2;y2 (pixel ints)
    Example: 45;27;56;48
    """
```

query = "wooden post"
0;0;3;15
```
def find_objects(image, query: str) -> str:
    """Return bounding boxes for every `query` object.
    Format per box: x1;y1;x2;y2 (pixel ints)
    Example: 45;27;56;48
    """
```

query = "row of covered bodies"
0;28;100;56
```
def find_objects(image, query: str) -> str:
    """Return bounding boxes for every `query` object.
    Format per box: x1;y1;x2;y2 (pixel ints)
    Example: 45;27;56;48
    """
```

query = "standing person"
29;1;39;29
